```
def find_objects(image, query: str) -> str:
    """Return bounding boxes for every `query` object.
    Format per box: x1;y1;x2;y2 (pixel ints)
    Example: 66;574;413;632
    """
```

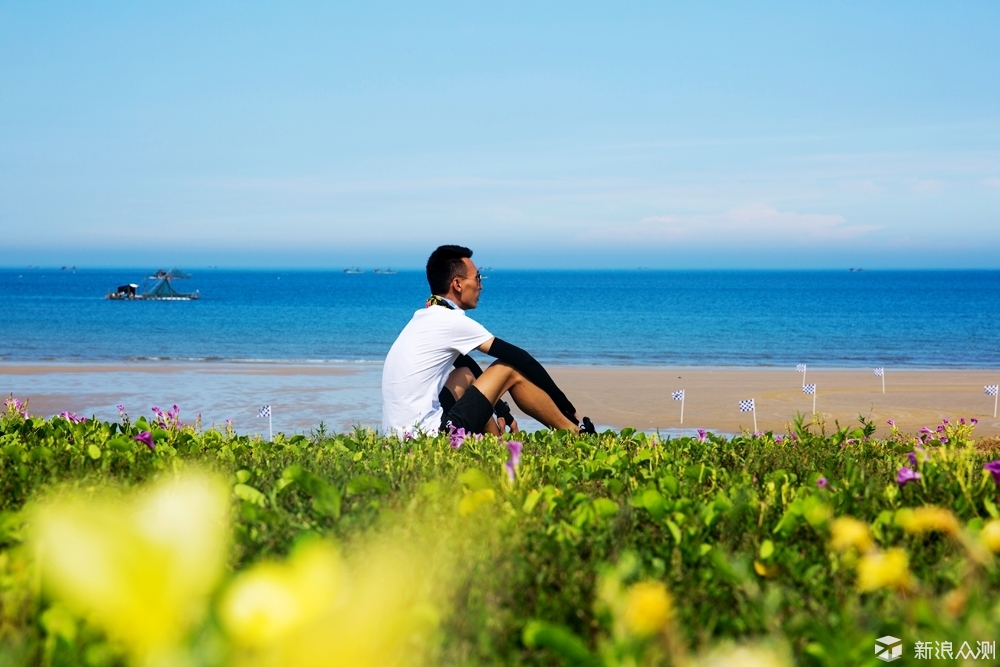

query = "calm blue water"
2;268;1000;368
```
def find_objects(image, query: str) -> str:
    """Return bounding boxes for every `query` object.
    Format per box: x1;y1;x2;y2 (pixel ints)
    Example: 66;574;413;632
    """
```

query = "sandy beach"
4;362;1000;438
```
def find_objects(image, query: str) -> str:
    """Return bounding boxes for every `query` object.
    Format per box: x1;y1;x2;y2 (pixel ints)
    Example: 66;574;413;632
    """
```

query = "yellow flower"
980;519;1000;553
856;548;913;592
829;517;874;553
458;488;495;516
219;540;344;647
897;506;960;536
622;581;673;637
28;472;228;659
223;532;450;667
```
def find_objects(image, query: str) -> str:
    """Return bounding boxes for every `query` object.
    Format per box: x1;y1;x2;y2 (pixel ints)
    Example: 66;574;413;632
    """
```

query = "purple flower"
506;440;523;465
939;436;949;444
920;427;933;435
959;417;966;425
887;419;895;427
404;431;415;441
774;435;783;444
697;429;707;443
971;418;979;426
504;440;524;482
936;425;945;433
846;438;857;445
908;451;917;466
134;431;155;450
897;466;921;486
941;418;949;425
984;461;1000;485
816;477;828;489
450;427;467;450
753;430;764;438
117;404;125;412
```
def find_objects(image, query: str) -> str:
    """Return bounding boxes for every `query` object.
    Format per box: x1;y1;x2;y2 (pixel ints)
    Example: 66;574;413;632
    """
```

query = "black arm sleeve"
453;353;483;378
454;354;514;422
486;338;576;420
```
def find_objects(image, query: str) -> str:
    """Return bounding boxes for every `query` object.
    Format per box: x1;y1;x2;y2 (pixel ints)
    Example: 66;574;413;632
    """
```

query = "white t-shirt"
381;304;493;437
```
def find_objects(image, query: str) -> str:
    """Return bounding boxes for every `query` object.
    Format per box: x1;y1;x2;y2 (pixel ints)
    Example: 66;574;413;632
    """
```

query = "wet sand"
3;363;999;437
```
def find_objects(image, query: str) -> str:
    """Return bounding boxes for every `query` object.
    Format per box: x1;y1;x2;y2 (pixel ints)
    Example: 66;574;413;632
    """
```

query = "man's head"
426;244;482;310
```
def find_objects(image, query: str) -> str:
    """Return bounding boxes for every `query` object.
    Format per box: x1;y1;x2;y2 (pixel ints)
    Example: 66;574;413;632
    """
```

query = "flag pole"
753;403;758;433
680;395;685;424
995;390;998;419
813;387;817;414
803;365;806;388
269;412;273;441
882;372;886;394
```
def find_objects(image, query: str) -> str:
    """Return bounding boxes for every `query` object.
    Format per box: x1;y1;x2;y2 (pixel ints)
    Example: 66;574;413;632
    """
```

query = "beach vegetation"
2;398;1000;665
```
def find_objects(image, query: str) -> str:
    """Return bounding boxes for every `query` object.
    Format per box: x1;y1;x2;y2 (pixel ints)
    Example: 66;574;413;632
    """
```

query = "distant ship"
106;269;200;300
343;267;364;274
373;268;398;275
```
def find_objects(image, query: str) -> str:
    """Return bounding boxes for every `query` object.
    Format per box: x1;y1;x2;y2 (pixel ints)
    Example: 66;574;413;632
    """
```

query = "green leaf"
759;539;775;560
985;497;999;519
458;468;493;492
234;483;267;507
235;469;252;484
641;489;668;520
666;519;682;544
523;489;542;514
522;620;601;666
346;474;389;496
592;498;618;518
86;444;102;460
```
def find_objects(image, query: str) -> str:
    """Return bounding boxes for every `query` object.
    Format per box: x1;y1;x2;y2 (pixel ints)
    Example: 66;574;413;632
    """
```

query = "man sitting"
381;244;594;438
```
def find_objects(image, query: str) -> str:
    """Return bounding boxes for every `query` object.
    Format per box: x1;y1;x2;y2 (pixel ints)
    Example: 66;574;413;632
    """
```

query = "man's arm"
476;337;576;422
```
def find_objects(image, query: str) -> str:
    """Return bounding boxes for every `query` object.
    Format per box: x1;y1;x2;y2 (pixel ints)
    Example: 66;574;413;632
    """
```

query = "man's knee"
445;367;476;399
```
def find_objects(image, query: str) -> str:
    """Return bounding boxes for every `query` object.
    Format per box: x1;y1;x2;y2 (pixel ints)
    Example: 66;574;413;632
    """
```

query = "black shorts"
439;385;494;434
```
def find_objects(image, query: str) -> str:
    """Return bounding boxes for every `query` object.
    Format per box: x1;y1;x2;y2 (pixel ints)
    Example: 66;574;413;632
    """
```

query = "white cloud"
577;204;880;247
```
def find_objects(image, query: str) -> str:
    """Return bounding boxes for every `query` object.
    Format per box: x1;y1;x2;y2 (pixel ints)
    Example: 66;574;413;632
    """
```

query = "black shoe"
580;417;597;434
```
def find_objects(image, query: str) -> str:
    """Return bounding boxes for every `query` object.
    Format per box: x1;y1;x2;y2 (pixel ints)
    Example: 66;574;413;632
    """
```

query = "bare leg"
444;367;502;435
471;361;579;433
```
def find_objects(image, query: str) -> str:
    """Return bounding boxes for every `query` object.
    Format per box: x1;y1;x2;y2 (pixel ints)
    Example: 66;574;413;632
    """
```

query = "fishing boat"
343;267;364;274
373;268;398;275
106;269;200;300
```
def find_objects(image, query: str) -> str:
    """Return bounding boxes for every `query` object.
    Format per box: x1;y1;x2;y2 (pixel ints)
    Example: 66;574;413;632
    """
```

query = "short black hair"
426;245;473;295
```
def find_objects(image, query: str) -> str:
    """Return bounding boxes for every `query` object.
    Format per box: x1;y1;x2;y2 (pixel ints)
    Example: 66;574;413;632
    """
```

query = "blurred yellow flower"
225;533;450;667
696;641;793;667
458;488;495;516
856;548;913;592
829;517;874;553
980;519;1000;553
897;506;960;536
219;540;344;647
622;581;673;637
28;472;229;659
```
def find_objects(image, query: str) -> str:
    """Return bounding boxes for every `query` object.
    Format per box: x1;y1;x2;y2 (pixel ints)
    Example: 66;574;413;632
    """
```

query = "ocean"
3;268;999;434
2;268;999;367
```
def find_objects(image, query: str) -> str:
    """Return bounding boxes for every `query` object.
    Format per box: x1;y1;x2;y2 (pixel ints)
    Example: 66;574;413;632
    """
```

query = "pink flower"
450;427;467;450
134;431;155;450
971;418;979;426
816;477;828;489
697;429;707;443
897;466;921;486
505;440;524;481
887;419;895;427
984;461;1000;485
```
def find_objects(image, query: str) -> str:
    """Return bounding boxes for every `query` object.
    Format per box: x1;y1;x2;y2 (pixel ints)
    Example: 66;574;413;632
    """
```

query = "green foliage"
1;400;1000;666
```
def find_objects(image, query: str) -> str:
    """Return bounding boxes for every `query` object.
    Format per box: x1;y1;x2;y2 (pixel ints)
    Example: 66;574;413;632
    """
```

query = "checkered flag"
987;385;998;397
873;367;884;377
796;364;806;373
739;399;755;412
671;389;685;423
257;405;271;418
803;384;816;395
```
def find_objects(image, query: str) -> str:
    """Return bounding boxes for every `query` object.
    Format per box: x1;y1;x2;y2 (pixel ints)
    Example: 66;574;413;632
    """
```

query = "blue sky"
2;2;999;269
